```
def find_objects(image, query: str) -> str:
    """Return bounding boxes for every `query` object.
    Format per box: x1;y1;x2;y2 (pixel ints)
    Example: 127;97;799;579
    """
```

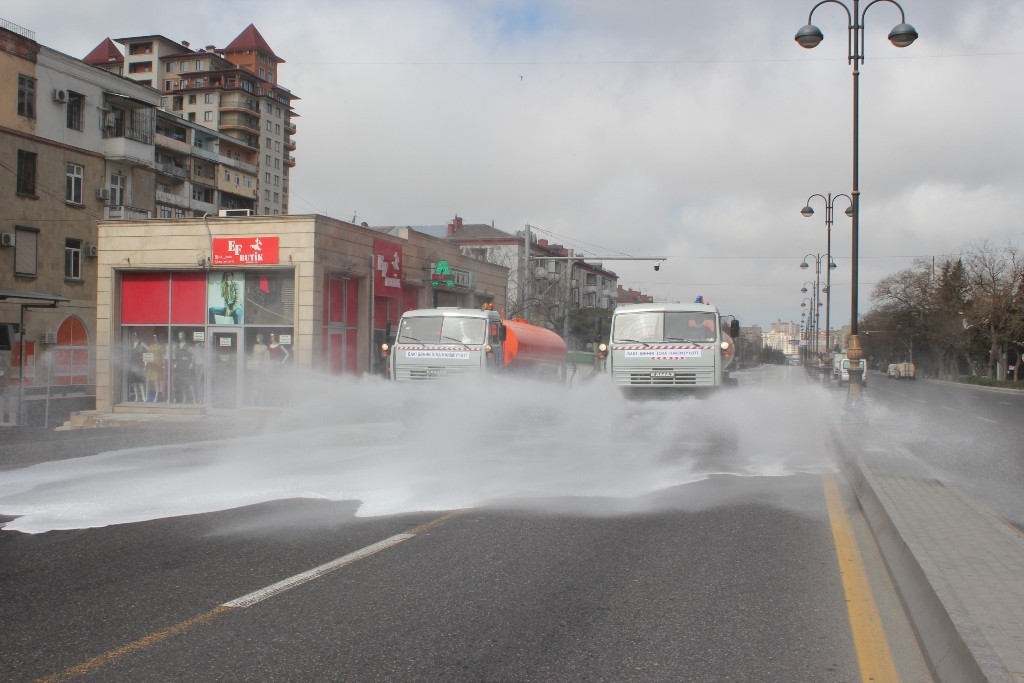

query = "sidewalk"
833;424;1024;682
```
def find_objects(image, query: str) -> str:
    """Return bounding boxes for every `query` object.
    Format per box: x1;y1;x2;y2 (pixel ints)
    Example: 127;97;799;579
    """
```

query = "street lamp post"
795;0;918;405
801;193;849;374
800;280;818;356
800;296;814;362
800;253;829;359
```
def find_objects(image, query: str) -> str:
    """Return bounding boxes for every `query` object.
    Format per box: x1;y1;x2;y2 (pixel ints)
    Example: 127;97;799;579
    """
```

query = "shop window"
53;316;90;386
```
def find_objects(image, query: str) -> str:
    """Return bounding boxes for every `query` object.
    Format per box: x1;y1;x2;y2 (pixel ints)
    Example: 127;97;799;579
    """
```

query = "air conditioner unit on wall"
217;209;254;217
86;244;98;258
0;233;14;247
96;188;111;200
39;332;57;345
52;89;67;103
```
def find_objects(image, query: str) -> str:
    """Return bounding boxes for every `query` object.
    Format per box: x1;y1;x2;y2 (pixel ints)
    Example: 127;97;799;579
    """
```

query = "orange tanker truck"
382;306;567;381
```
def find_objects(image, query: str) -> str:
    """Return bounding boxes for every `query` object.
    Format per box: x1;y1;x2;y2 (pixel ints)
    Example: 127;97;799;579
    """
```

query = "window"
265;154;271;164
273;192;279;202
14;226;38;276
274;157;280;169
159;206;172;218
17;74;36;119
264;172;270;182
275;124;281;134
266;137;272;147
188;94;196;104
264;189;270;199
274;141;280;152
110;173;126;205
204;93;212;104
65;238;83;280
273;175;279;186
66;91;84;131
179;60;188;72
196;60;203;71
224;170;231;181
166;63;173;72
65;162;84;204
16;150;36;196
266;120;272;131
203;111;213;122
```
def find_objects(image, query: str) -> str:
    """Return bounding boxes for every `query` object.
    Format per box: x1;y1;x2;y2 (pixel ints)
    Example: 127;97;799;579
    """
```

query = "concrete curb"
830;425;1016;683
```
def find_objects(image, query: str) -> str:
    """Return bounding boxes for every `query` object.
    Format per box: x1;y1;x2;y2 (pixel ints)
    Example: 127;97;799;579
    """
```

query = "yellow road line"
822;473;900;683
35;606;233;683
36;511;464;682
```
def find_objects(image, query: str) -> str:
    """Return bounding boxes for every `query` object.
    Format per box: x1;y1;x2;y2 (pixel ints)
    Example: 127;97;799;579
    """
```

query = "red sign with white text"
212;237;279;266
373;240;403;298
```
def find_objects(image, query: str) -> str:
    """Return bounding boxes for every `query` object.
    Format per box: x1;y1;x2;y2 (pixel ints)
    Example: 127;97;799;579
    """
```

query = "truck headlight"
720;341;731;351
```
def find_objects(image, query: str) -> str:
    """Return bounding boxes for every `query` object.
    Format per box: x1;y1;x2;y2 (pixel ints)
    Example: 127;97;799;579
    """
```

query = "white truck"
382;306;567;381
599;300;739;397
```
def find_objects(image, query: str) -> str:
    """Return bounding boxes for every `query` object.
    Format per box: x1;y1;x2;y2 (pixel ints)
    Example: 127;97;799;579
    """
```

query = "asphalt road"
0;366;934;681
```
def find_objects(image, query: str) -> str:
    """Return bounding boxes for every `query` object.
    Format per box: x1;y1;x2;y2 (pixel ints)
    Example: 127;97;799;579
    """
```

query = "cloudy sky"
7;1;1023;328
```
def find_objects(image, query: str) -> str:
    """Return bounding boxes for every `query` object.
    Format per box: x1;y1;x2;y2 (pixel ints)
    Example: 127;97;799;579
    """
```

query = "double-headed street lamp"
800;280;819;356
801;193;849;365
795;0;918;403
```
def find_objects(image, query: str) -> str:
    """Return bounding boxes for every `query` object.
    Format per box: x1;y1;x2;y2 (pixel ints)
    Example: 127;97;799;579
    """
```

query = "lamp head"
653;261;661;272
800;205;814;218
845;205;854;218
801;287;808;293
795;24;824;49
888;23;918;48
829;260;837;270
800;261;809;270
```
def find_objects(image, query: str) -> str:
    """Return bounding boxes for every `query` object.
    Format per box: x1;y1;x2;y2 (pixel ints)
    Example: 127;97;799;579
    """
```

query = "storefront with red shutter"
96;214;509;413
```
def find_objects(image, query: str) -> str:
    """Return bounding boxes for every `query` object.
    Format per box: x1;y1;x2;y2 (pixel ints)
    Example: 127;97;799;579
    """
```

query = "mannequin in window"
127;332;147;401
170;331;195;403
145;334;166;402
251;333;270;404
268;333;290;366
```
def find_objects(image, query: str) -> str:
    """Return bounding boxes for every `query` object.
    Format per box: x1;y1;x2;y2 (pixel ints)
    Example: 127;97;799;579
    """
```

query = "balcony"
284;137;296;151
191;146;220;164
285;121;297;135
154;132;190;153
102;136;154;168
189;198;217;214
220;156;258;175
155;190;189;208
105;205;152;220
155;162;188;179
283;155;296;167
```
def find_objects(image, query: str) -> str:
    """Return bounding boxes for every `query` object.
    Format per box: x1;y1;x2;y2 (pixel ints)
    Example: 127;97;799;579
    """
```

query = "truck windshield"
397;316;486;345
612;311;717;343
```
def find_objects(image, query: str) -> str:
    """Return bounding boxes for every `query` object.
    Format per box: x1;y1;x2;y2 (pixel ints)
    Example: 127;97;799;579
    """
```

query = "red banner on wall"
212;237;279;266
373;240;403;299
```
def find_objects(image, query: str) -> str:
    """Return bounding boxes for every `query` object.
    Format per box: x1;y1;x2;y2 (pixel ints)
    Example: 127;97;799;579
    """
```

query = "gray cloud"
8;0;1022;327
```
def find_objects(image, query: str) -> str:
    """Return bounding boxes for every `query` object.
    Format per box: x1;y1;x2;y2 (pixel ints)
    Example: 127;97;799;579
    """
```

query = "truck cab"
601;301;738;397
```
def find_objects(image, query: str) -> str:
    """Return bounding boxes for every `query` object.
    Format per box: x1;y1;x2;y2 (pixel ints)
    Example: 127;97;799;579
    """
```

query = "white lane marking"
223;533;415;608
941;406;956;412
998;401;1011;405
975;416;1000;424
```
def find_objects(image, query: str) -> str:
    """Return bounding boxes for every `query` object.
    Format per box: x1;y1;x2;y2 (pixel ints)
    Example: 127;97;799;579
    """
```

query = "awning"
0;291;69;303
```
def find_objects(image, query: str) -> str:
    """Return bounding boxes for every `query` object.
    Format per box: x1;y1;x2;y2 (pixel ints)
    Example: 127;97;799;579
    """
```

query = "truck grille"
614;367;715;386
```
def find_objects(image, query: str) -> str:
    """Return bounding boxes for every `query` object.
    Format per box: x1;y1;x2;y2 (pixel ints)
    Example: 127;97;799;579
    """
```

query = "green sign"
431;260;454;288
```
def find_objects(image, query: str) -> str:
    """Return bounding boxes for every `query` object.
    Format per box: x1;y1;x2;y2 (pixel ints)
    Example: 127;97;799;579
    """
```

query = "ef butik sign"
212;237;280;266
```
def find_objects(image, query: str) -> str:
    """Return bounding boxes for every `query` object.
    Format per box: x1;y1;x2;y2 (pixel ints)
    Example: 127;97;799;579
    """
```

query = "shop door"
209;328;243;409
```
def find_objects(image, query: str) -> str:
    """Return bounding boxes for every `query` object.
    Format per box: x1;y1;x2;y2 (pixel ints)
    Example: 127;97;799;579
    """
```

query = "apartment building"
84;24;296;217
1;19;161;424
